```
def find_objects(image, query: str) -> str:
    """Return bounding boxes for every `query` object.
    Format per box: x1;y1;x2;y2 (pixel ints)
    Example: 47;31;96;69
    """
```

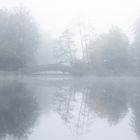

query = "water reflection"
87;80;128;125
45;77;140;138
1;77;140;140
0;79;39;140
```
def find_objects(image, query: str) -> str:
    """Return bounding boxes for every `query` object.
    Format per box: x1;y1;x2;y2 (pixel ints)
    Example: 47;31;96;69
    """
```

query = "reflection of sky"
30;113;74;140
30;110;137;140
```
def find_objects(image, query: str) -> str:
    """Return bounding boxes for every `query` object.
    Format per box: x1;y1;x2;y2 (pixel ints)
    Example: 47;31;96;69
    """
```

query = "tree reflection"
128;80;140;139
54;87;76;124
50;78;140;139
0;80;39;140
53;86;94;135
87;80;128;125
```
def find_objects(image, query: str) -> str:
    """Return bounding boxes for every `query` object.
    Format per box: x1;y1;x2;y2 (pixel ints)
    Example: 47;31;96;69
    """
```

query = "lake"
0;76;139;140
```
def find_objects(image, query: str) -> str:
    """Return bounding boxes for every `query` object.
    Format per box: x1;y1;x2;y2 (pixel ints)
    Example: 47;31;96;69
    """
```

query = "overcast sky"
0;0;140;38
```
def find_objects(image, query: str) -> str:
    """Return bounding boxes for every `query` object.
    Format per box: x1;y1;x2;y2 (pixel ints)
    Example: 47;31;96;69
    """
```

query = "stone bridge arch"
21;64;80;75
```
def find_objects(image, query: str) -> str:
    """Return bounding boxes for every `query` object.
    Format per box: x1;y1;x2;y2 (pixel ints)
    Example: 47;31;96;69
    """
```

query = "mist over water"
0;77;139;140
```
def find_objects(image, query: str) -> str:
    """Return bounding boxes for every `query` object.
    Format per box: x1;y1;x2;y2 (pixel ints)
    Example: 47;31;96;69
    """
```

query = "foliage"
89;27;129;75
54;29;76;64
0;8;39;71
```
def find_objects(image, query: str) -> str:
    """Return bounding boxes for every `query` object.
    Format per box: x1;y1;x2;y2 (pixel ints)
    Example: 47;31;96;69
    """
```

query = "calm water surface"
0;76;140;140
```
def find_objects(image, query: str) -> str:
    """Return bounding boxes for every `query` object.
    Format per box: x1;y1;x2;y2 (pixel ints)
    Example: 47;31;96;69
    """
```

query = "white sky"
0;0;140;38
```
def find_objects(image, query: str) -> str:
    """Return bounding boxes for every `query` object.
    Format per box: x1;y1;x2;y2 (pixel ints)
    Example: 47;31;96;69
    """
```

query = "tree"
77;22;95;63
0;7;39;71
131;17;140;72
54;29;76;64
89;27;129;74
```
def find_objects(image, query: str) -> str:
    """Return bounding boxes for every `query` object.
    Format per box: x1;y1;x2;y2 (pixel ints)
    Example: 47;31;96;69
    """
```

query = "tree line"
0;7;140;75
55;19;140;75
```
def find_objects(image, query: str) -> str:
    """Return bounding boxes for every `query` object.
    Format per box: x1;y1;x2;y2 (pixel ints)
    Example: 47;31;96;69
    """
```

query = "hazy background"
0;0;140;74
1;0;140;38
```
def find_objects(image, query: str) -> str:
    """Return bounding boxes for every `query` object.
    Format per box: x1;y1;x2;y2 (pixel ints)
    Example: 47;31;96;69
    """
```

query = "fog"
0;0;140;35
0;0;140;140
0;77;140;140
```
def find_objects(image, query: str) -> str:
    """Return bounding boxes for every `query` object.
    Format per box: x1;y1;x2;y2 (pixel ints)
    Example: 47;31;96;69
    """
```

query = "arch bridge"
21;64;82;75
